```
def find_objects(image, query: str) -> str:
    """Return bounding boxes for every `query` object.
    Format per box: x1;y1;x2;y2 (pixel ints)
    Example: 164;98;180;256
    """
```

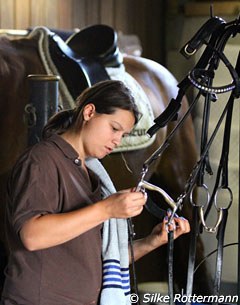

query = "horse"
0;29;211;295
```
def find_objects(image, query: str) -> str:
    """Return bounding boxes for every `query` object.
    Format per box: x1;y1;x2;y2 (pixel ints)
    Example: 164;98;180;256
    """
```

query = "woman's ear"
83;103;96;121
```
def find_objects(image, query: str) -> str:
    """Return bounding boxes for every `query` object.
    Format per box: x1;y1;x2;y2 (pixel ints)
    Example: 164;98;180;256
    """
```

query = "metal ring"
184;44;197;56
190;184;210;207
23;103;37;127
199;206;223;233
214;186;233;210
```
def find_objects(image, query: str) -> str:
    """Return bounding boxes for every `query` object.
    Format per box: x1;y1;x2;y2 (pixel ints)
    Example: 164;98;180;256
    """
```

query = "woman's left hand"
145;214;191;250
130;212;190;262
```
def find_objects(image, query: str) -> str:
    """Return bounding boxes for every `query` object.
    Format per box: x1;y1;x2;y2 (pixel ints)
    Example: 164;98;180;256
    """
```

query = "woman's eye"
112;126;119;132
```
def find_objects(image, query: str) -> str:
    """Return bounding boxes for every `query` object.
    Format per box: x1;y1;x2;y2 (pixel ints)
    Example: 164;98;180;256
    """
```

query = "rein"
133;15;240;302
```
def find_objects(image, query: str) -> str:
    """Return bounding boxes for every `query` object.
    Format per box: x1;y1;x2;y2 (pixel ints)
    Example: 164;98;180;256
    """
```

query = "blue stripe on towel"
103;270;129;275
103;259;120;264
102;259;130;296
104;278;122;283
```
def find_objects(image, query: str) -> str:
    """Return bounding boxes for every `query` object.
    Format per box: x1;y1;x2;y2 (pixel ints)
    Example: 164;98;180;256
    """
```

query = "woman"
2;80;190;305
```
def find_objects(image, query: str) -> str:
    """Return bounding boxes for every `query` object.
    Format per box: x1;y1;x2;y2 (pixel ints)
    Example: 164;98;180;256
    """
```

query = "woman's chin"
94;152;107;160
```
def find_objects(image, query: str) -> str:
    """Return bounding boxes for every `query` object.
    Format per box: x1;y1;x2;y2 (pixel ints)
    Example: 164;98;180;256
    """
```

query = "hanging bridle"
129;14;240;305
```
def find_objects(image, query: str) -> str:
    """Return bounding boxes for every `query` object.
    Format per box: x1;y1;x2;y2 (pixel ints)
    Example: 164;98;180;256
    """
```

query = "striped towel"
102;259;130;293
86;158;131;305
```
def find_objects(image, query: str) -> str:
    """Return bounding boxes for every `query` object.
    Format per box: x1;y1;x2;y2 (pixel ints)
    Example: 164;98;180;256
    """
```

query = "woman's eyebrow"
111;120;124;130
111;120;133;134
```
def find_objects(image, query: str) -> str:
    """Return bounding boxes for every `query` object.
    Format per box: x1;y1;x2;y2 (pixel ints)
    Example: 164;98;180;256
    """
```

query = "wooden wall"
0;0;166;63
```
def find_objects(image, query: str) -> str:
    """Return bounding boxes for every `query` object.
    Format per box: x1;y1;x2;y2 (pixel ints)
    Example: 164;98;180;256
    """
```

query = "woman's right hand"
19;189;146;251
103;189;147;219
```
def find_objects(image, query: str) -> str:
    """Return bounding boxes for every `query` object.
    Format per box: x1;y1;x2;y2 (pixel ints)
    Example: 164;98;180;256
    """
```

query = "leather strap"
180;16;225;59
127;218;140;305
168;230;174;305
48;32;110;99
147;96;182;137
145;196;166;220
186;206;199;304
198;78;214;181
213;209;228;305
204;50;240;220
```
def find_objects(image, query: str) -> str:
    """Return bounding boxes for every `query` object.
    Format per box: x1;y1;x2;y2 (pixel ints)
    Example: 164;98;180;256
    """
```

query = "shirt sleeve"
7;153;60;234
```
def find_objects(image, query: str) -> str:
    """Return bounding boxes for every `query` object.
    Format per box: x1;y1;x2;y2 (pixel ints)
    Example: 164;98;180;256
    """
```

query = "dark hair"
42;80;141;139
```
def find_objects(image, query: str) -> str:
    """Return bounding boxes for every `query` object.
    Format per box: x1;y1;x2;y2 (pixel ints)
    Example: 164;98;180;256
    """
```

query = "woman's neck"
60;131;93;184
61;131;85;162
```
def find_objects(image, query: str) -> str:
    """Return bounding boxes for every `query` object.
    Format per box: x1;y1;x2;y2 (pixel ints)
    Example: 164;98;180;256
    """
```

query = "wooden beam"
0;0;15;28
58;0;73;29
45;0;58;29
184;2;240;16
85;0;100;25
72;0;87;29
114;0;128;33
100;0;114;26
30;0;45;26
15;0;30;29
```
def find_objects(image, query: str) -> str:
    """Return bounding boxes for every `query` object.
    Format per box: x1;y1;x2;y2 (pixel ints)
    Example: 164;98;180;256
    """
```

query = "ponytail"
42;109;74;139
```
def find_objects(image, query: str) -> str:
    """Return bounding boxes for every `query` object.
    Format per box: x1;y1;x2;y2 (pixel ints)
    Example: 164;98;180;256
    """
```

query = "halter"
130;14;240;304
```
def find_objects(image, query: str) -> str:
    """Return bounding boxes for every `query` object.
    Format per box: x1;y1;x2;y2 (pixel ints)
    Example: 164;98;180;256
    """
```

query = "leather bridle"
129;14;240;304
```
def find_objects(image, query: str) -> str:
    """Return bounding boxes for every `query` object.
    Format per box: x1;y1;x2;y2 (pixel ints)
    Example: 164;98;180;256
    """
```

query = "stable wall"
0;0;166;63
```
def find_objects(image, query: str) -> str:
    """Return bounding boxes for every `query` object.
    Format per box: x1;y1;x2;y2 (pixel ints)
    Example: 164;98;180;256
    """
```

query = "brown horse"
0;31;211;294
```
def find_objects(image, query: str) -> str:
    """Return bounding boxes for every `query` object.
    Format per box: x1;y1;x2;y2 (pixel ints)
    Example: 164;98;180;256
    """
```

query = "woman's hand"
103;189;147;219
145;214;190;250
131;213;190;262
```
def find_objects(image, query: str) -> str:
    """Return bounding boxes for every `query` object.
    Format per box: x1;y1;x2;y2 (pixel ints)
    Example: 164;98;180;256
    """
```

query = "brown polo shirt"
2;134;102;305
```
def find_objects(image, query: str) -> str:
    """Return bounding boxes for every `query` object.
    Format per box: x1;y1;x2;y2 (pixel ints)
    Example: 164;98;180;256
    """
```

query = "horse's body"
0;33;211;294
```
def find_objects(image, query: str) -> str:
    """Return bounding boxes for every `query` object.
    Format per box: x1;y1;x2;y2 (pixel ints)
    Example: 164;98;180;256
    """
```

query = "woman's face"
81;104;135;159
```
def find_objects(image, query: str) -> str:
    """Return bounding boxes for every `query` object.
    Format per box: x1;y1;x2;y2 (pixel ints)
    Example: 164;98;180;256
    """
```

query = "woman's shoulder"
23;139;56;160
11;134;78;180
13;136;61;171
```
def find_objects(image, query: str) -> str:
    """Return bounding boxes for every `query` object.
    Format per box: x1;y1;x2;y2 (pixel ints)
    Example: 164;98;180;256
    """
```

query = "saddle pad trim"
106;66;156;153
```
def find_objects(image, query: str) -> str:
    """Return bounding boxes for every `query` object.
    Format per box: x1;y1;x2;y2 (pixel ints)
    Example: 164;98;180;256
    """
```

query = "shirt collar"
47;134;80;164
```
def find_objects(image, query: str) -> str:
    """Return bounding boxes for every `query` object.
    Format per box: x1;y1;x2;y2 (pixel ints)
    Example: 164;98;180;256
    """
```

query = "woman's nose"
112;133;123;146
